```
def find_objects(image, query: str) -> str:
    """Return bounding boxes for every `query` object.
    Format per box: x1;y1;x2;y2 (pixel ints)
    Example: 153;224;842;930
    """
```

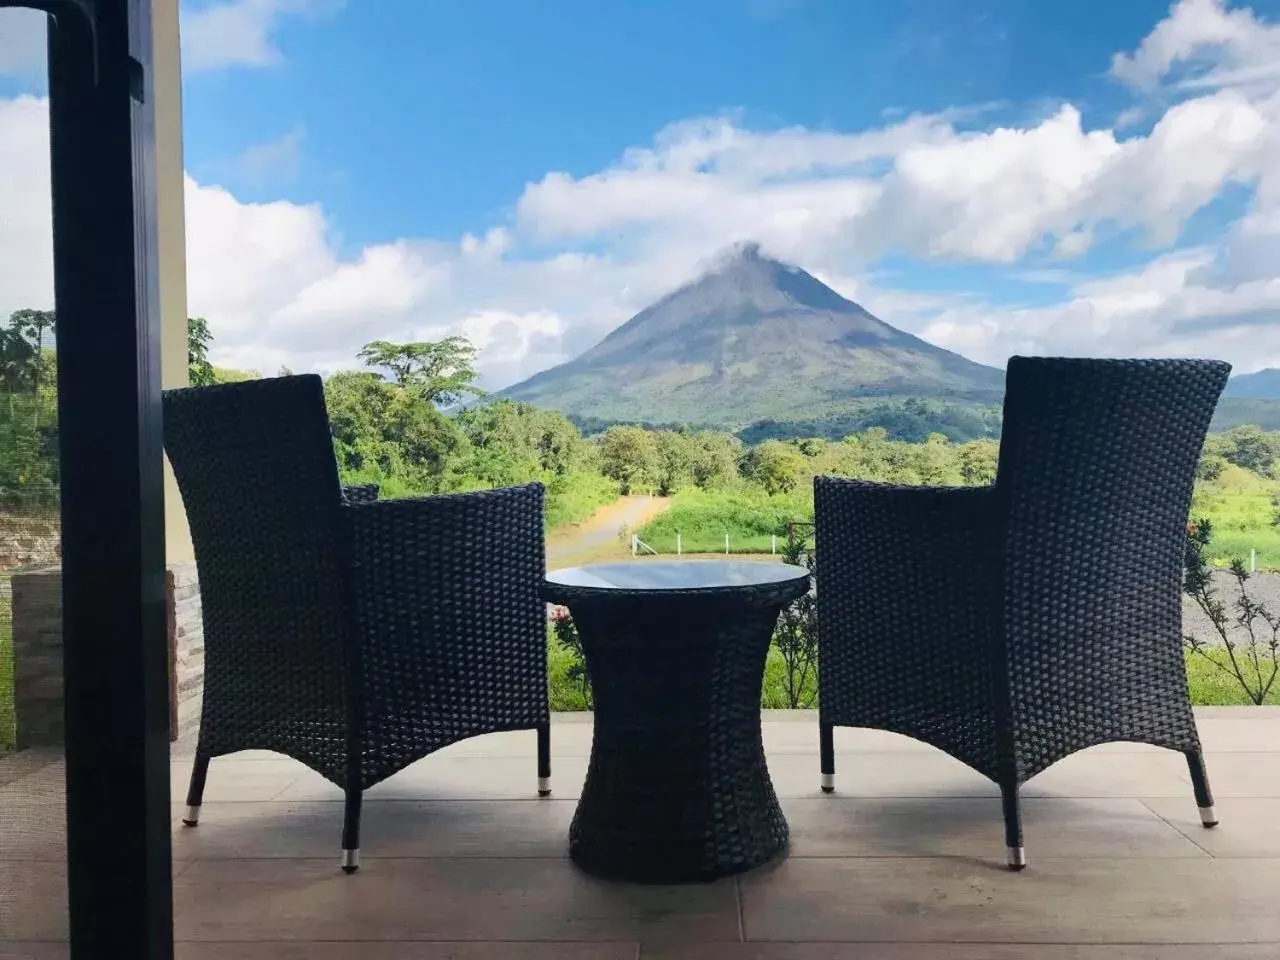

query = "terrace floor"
3;708;1280;958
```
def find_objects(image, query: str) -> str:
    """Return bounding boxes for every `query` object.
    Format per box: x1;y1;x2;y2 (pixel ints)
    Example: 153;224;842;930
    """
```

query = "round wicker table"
543;559;810;884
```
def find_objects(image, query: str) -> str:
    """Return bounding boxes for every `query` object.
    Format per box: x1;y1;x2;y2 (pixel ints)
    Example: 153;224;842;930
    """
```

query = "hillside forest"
1;311;1279;569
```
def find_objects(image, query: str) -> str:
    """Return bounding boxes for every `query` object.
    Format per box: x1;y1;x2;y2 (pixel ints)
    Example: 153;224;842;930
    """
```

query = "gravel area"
1183;569;1280;648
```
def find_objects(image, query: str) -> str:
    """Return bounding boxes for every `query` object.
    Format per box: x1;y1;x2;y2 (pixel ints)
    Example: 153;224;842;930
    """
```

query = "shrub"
549;607;592;708
772;535;818;708
1184;518;1280;706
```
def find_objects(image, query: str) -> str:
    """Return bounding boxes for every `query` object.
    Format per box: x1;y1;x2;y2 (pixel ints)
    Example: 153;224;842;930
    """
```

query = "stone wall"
168;562;204;741
0;515;61;575
10;563;204;749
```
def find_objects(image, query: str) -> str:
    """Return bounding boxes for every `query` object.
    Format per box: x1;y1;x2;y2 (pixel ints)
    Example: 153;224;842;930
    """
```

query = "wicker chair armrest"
813;476;1005;769
342;483;380;505
347;482;548;714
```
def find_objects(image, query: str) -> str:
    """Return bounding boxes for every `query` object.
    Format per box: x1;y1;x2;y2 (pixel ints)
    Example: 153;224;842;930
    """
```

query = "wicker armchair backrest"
994;356;1230;768
163;374;353;745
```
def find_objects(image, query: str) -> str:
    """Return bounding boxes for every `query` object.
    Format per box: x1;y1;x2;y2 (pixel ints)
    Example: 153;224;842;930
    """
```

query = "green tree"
455;399;590;480
912;432;959;485
1197;453;1228;483
599;425;658;494
742;440;806;495
358;337;485;406
325;370;464;493
690;431;742;489
8;310;54;426
0;309;59;509
187;316;216;387
653;430;695;496
959;440;999;486
1208;425;1280;478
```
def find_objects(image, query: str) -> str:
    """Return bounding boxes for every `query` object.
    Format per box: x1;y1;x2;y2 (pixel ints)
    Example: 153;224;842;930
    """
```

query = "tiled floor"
3;708;1279;958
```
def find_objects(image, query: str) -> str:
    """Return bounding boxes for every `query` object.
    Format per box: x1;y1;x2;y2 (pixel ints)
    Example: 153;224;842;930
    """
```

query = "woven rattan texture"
164;374;548;791
352;485;549;786
545;577;808;883
816;357;1230;785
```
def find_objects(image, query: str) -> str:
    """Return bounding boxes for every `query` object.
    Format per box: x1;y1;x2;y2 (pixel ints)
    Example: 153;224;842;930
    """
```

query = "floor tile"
176;944;637;959
0;946;70;960
274;757;588;803
172;799;575;860
173;857;739;943
172;760;304;803
1141;796;1280;857
765;753;997;799
740;857;1280;943
0;800;66;860
783;797;1208;860
1182;754;1280;797
0;862;67;942
1196;719;1280;754
762;723;933;756
641;945;1280;959
1020;751;1195;799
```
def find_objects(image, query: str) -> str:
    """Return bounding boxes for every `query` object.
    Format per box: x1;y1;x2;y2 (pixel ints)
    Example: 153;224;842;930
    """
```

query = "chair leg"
341;788;362;874
182;754;211;826
819;721;835;793
1001;780;1026;871
537;721;552;797
1185;749;1219;827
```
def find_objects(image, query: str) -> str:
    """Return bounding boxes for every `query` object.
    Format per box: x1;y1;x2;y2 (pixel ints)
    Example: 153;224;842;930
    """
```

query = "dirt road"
546;495;671;567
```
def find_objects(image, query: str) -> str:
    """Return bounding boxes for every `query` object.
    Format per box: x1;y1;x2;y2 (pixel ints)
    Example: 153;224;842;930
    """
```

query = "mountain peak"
697;240;792;283
707;240;770;269
499;249;1005;427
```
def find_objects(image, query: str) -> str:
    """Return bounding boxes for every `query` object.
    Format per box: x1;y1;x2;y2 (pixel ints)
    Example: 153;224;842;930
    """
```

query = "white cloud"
230;125;305;185
0;8;46;81
1110;0;1280;93
0;95;52;315
181;0;339;73
5;0;1280;389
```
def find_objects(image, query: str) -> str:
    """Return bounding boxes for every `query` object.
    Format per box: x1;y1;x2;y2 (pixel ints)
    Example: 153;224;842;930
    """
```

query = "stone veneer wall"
10;563;204;749
168;562;204;741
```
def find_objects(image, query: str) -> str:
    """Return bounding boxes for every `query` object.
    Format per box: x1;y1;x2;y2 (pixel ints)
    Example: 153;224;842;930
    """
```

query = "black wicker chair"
814;356;1230;871
164;374;551;873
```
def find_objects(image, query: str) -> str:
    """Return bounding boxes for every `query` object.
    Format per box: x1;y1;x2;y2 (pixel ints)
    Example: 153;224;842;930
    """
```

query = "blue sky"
182;0;1186;247
4;0;1280;384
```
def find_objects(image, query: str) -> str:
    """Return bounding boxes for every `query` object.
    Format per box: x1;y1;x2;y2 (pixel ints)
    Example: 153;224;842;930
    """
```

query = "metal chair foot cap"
1007;846;1027;870
537;776;552;797
1200;805;1219;827
182;805;201;827
341;849;359;873
820;773;835;793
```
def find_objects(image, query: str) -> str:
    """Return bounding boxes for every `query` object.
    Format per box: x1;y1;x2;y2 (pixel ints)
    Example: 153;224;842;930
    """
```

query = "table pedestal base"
565;597;793;884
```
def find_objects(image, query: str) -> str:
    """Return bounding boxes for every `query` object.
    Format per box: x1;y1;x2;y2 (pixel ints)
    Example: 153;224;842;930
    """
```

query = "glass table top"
545;559;808;592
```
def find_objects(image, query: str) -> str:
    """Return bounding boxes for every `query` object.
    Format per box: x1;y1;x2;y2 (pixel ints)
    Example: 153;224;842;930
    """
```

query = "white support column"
153;0;194;565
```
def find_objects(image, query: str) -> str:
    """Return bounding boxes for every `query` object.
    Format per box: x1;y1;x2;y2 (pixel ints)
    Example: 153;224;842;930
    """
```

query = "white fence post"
1251;548;1257;573
724;533;729;554
771;534;776;555
631;534;637;558
677;533;682;556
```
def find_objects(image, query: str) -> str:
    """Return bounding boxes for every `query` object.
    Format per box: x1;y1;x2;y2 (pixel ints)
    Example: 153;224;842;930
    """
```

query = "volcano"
499;243;1004;428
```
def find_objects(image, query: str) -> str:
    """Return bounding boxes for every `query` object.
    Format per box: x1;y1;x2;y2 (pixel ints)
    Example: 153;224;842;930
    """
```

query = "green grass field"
1193;465;1280;570
637;467;1280;569
1184;649;1280;705
635;488;810;554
